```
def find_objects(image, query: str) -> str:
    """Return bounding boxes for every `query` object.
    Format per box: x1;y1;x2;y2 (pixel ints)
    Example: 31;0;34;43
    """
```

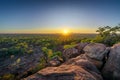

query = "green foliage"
42;47;48;53
81;38;92;43
95;24;120;46
8;47;20;55
103;36;118;46
42;47;62;61
96;26;120;37
0;33;98;80
47;49;53;59
63;44;76;49
50;51;62;58
0;34;96;58
27;49;34;54
0;48;8;57
42;47;52;57
1;74;15;80
42;47;53;60
92;35;104;43
0;48;8;52
30;57;46;73
16;42;28;49
16;58;21;64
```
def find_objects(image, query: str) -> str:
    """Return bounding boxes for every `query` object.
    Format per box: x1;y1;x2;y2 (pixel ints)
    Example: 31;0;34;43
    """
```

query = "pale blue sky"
0;0;120;33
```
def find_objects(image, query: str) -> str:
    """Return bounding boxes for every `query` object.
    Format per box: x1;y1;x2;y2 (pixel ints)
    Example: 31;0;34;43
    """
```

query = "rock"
83;43;108;61
102;43;120;80
65;58;101;74
63;42;89;61
23;43;109;80
48;56;63;67
75;42;89;53
62;48;78;61
83;43;110;69
65;54;103;69
23;59;103;80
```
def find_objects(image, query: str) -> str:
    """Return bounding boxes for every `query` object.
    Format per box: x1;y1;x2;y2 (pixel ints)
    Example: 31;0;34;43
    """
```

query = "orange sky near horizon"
0;27;96;34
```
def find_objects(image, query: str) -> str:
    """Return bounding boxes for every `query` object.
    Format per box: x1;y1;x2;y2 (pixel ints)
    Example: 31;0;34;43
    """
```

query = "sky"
0;0;120;33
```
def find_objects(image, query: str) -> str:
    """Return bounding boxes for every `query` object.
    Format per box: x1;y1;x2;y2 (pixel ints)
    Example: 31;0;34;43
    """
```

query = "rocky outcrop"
83;43;110;69
65;43;110;69
102;43;120;80
24;43;108;80
23;59;103;80
63;43;89;61
23;42;120;80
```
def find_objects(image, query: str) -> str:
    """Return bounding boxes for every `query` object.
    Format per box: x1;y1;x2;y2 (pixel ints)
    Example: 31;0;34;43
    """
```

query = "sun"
63;29;70;35
64;29;68;34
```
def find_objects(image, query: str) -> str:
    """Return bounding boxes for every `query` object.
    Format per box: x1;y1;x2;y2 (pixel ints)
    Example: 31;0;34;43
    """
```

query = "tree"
95;24;120;46
96;25;120;37
96;26;111;37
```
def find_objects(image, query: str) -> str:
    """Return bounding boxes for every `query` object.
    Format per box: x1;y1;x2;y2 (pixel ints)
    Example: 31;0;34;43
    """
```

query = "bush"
103;36;118;46
50;51;62;59
30;57;46;73
92;35;104;43
0;48;8;57
1;74;15;80
81;38;92;43
27;49;33;54
63;44;76;49
16;58;21;64
42;47;53;60
42;47;47;53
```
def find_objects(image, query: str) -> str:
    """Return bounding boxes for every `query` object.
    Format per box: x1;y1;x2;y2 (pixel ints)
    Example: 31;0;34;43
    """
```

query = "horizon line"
0;32;97;34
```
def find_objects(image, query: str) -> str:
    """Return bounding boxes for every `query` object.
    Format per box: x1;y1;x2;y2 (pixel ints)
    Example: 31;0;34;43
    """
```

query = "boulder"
23;59;103;80
75;42;89;53
62;43;89;61
102;43;120;80
83;43;109;61
62;48;78;61
65;54;103;69
83;43;110;69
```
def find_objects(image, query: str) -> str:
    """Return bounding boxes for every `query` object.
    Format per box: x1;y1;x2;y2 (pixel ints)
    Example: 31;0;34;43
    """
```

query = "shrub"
0;48;8;57
1;74;15;80
42;47;53;61
16;58;21;64
42;47;47;53
92;35;104;43
50;51;62;58
47;49;53;58
30;57;46;73
63;44;76;49
27;49;33;54
81;38;92;43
